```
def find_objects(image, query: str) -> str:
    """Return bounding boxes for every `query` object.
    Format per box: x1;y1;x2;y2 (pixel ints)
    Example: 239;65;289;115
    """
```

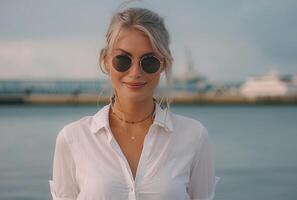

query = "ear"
160;59;166;73
103;54;111;75
99;48;111;74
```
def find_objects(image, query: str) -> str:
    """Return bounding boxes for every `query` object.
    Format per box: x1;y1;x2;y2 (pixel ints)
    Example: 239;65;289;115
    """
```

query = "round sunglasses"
112;54;163;74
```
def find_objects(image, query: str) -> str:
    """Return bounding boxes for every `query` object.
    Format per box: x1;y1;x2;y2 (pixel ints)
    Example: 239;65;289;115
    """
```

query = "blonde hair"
99;7;173;109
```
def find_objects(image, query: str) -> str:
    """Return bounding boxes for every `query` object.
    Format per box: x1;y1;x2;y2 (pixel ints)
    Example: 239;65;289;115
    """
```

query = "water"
0;104;297;200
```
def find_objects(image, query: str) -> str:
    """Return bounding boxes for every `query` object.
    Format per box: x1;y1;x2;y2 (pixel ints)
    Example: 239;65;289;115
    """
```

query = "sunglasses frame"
112;53;164;74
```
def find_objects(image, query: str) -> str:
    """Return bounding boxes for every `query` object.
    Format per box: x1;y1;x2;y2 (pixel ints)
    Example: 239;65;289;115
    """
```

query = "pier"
1;80;297;105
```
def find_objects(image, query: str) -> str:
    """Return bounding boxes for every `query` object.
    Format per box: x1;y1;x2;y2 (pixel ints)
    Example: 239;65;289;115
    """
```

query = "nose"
128;60;143;78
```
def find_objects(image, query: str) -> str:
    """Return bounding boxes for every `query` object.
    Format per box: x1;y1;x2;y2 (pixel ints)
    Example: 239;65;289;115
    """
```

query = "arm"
49;128;79;200
187;125;220;200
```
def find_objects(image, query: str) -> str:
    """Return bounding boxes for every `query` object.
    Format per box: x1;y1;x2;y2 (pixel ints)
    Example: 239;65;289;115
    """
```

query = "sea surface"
0;104;297;200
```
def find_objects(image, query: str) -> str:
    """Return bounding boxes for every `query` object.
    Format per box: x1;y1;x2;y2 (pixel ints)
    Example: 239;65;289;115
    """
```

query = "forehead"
112;28;153;56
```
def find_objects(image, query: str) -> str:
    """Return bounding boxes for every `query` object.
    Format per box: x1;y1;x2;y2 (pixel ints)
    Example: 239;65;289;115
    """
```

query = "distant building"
240;70;297;98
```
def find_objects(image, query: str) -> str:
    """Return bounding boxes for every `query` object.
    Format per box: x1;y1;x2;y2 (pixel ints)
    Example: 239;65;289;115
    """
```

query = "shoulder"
170;111;209;142
171;112;208;135
56;104;109;145
57;115;94;145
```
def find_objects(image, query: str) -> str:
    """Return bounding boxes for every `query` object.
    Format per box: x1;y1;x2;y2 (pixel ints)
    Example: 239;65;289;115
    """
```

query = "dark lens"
112;55;131;72
141;56;160;73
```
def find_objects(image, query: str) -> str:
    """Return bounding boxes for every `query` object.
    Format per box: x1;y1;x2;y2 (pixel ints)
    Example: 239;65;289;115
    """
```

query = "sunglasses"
112;54;163;74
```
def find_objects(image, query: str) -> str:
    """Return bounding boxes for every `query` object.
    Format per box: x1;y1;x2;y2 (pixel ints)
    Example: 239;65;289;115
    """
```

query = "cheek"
148;74;161;87
109;68;120;86
109;70;124;87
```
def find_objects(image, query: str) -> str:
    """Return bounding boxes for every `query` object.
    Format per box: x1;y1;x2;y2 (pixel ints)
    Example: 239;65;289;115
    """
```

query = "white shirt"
49;102;219;200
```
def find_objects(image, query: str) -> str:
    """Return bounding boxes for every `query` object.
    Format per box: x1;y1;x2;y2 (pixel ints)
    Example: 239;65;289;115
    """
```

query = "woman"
49;7;219;200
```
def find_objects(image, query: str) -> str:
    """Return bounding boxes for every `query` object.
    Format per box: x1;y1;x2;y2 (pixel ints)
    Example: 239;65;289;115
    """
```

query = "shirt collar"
90;104;110;134
153;102;173;132
90;102;173;134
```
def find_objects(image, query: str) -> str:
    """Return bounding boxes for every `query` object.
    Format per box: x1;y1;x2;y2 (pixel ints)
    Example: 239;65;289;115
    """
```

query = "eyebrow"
115;48;154;57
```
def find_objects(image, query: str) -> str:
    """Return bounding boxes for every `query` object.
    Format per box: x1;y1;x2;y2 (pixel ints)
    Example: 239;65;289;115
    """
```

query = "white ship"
240;70;297;98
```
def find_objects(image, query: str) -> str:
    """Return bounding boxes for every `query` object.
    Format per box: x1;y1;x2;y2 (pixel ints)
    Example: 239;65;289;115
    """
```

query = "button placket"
135;126;155;183
128;183;136;200
110;125;156;200
109;137;136;192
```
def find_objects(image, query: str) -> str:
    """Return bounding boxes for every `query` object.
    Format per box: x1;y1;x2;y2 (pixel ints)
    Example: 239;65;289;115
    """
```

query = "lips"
124;82;147;88
125;82;146;86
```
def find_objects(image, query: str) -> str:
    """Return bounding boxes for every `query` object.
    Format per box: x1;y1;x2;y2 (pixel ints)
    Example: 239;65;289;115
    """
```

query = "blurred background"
0;0;297;199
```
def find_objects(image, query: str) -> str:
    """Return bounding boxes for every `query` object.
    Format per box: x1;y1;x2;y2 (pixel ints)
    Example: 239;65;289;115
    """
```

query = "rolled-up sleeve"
49;128;79;200
187;125;220;200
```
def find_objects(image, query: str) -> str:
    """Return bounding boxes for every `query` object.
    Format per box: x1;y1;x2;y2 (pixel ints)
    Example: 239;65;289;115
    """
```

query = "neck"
111;97;155;124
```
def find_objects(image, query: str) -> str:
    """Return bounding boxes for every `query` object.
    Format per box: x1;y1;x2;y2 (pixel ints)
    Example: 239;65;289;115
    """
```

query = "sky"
0;0;296;83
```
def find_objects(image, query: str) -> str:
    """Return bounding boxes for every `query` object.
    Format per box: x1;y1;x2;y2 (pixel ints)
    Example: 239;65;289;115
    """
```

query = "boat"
240;70;297;98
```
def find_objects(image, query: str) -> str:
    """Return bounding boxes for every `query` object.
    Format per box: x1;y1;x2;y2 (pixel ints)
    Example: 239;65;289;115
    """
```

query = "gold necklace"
110;104;155;140
111;104;155;124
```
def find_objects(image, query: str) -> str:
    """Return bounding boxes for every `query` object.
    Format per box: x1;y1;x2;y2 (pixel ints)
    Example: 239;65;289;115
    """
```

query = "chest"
111;126;148;180
74;129;195;200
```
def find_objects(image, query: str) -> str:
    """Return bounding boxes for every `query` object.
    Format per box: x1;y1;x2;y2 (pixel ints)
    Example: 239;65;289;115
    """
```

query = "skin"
104;28;164;179
105;28;163;127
